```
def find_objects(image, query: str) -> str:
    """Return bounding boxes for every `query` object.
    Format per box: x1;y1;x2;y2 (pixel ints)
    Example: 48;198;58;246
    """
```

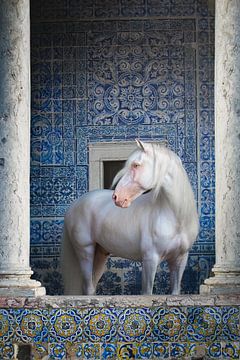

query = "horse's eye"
133;163;140;169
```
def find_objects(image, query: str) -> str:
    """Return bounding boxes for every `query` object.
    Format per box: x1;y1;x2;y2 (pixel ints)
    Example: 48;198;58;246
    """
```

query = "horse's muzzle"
112;192;129;208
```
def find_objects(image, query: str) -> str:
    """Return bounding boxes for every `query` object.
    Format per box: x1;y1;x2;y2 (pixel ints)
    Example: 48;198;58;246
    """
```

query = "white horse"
62;140;199;295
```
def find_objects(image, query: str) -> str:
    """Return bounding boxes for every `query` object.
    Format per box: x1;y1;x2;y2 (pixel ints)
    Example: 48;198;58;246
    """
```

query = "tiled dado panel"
0;301;239;359
30;0;215;295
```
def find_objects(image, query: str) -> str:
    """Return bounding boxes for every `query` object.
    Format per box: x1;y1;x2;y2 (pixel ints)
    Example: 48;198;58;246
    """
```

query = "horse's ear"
135;139;146;152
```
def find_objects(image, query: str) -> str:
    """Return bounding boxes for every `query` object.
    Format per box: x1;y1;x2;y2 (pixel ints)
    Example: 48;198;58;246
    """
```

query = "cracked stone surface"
0;0;45;296
201;0;240;294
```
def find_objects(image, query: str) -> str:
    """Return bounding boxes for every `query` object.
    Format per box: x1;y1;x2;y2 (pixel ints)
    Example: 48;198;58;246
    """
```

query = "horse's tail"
61;223;83;295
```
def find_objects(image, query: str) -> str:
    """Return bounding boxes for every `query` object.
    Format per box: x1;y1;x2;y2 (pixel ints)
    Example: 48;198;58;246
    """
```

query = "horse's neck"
158;158;195;221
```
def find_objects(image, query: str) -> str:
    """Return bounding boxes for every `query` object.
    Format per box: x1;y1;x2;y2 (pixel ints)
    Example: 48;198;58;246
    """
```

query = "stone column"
0;0;45;296
200;0;240;294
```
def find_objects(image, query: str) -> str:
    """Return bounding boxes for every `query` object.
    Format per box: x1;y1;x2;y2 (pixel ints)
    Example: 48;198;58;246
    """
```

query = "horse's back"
64;189;113;234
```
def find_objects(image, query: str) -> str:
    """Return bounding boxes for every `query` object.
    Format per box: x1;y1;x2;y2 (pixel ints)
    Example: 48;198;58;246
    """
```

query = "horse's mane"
112;143;197;223
112;142;176;195
111;167;127;190
152;143;198;224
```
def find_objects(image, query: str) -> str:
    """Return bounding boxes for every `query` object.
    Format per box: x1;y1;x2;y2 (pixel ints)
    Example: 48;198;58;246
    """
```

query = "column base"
0;272;46;297
0;285;46;297
200;266;240;295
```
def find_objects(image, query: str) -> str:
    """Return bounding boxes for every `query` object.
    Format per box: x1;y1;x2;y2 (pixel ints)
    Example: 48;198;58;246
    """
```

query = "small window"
88;142;136;190
103;160;125;189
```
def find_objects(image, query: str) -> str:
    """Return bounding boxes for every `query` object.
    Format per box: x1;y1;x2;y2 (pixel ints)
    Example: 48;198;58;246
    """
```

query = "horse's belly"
97;230;142;261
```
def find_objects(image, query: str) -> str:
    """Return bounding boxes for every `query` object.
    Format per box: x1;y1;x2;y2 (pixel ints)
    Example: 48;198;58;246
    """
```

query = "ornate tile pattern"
0;304;238;359
222;307;240;341
83;308;118;342
153;342;169;358
187;307;222;342
222;342;239;359
0;343;14;360
0;309;14;344
30;0;215;295
101;343;117;359
152;307;186;342
118;308;152;342
49;309;82;343
14;309;49;343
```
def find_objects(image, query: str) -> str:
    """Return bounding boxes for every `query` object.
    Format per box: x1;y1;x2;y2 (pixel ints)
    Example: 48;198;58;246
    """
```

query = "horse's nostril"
112;193;117;201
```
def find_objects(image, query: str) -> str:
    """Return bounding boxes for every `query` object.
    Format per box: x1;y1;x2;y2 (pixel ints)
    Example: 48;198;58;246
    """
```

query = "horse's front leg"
141;254;159;295
168;252;188;295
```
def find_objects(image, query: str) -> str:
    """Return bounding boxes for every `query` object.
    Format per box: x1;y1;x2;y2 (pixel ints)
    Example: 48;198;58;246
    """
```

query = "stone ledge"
0;294;239;308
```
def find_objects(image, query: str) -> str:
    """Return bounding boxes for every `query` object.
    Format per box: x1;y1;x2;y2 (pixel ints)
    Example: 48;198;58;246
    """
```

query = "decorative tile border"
0;299;239;359
152;307;187;342
83;308;118;343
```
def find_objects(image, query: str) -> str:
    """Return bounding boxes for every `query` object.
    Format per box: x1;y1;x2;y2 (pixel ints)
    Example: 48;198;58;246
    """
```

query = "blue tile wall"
30;0;215;295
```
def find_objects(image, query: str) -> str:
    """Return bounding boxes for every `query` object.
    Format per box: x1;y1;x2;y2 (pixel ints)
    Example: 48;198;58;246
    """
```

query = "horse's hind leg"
74;243;96;295
92;244;109;290
168;252;188;295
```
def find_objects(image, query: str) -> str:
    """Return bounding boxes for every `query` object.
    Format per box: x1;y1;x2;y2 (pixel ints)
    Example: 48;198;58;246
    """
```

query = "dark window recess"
103;160;125;189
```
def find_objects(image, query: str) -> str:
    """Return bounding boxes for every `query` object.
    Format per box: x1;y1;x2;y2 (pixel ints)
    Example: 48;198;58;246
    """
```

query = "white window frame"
88;141;136;190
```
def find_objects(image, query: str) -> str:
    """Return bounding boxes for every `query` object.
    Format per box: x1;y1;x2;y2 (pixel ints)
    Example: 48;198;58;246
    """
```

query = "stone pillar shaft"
201;0;240;294
0;0;45;296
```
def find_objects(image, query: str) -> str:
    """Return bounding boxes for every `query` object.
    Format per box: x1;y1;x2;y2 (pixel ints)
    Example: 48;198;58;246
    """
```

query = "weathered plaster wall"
30;0;215;295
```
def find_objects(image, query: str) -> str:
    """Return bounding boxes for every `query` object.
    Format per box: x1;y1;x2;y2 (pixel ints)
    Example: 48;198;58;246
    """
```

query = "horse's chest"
153;213;177;239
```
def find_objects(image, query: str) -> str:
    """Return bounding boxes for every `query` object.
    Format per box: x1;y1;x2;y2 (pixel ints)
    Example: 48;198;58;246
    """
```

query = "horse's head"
112;140;157;208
